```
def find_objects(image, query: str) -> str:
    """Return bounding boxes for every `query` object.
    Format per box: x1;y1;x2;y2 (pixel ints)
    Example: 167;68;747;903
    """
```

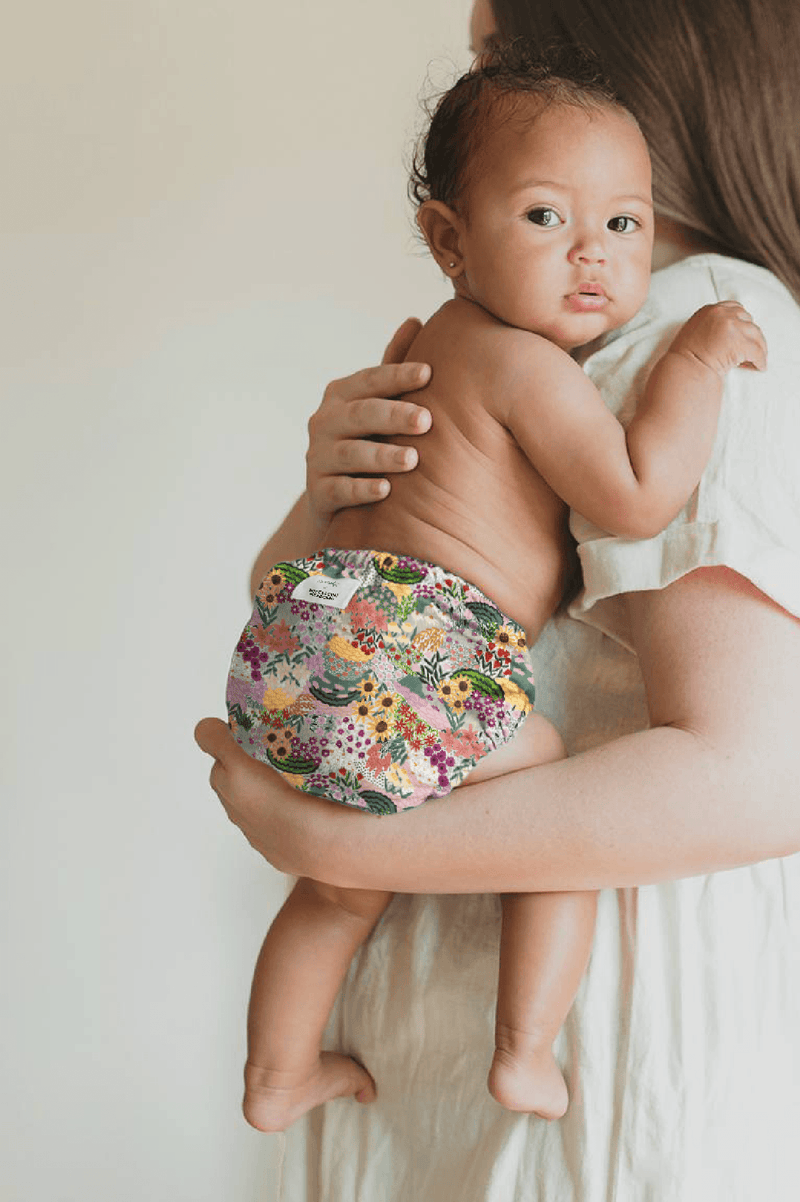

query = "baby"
226;43;766;1130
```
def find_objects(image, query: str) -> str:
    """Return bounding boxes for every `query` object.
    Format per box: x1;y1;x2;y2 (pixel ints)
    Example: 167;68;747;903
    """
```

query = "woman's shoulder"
584;252;800;408
651;254;800;342
573;254;800;652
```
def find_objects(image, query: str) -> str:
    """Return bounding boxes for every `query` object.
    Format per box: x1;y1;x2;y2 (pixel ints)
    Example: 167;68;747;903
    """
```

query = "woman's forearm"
298;721;795;892
209;561;800;896
282;567;800;892
197;702;796;894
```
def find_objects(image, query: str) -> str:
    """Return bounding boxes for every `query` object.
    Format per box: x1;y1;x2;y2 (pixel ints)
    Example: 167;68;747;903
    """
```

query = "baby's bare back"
325;301;573;636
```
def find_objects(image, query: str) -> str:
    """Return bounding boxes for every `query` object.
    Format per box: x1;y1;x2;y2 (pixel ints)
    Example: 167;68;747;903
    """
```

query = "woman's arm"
249;318;432;595
197;565;800;891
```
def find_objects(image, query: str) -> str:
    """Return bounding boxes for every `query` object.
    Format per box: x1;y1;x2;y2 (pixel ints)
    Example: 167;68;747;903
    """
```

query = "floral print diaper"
226;548;536;814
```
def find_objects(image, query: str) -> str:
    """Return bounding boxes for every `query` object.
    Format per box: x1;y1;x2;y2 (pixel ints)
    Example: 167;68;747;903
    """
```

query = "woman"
197;1;800;1196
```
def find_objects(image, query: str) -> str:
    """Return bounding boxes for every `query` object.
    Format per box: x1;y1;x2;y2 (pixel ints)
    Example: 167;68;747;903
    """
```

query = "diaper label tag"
292;574;363;609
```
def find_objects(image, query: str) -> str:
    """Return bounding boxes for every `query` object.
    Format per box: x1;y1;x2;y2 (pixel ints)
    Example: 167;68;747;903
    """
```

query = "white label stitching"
291;573;363;609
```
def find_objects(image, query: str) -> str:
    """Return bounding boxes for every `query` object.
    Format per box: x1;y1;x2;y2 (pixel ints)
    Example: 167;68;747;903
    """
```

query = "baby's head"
411;42;654;351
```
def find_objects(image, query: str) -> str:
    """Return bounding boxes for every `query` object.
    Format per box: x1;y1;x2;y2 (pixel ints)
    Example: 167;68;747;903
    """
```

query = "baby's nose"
568;242;607;265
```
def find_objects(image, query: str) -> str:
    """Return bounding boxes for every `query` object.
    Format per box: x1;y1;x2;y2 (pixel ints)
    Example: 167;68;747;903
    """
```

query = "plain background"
1;2;472;1199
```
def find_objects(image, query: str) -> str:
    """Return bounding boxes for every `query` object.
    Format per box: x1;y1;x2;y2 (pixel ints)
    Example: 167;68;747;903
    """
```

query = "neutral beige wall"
1;2;471;1199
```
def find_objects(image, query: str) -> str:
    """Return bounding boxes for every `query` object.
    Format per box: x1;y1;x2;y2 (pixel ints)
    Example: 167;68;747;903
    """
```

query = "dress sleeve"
569;255;800;649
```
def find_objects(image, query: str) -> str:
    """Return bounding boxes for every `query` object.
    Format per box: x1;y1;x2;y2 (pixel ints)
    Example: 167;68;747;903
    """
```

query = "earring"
449;261;457;269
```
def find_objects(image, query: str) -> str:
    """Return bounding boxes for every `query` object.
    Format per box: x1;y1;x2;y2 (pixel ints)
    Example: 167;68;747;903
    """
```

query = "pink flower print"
439;728;484;759
446;640;475;671
262;620;301;655
365;743;393;774
347;599;388;633
369;649;401;687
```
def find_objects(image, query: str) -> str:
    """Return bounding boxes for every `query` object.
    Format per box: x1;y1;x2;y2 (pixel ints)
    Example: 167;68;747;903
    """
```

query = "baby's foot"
488;1043;569;1121
243;1052;376;1133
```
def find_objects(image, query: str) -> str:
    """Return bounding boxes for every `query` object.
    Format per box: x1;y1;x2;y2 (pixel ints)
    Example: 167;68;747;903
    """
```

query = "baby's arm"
504;301;766;539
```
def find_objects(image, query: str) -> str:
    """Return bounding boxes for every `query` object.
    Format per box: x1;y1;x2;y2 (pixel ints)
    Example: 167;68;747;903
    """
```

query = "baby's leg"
489;889;598;1119
243;877;393;1132
469;714;599;1119
467;711;567;784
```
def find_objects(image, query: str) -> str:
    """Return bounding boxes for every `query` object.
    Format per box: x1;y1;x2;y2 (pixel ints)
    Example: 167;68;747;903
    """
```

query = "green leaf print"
254;597;276;627
450;668;504;700
467;601;503;639
445;707;466;733
373;556;426;585
227;703;254;731
397;593;416;622
266;748;320;774
308;678;363;707
417;649;446;688
274;562;309;585
385;735;408;764
360;791;398;816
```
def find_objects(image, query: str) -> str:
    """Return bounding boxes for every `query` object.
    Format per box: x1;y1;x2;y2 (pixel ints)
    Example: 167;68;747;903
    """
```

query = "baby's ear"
416;201;465;279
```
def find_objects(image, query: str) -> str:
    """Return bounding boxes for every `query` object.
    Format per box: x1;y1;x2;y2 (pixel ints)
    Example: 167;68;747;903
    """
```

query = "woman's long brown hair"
491;0;800;302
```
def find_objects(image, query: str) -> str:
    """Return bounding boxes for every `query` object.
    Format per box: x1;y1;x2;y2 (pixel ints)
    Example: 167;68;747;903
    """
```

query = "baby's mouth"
565;284;609;311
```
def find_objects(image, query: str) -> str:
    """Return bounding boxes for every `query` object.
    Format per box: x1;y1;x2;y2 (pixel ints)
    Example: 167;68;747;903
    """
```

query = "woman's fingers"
194;718;277;846
324;361;431;408
326;394;432;443
194;716;274;822
306;344;433;521
312;472;390;511
306;405;427;510
334;434;418;473
194;715;232;759
307;372;432;511
382;316;424;365
194;716;325;876
194;717;236;800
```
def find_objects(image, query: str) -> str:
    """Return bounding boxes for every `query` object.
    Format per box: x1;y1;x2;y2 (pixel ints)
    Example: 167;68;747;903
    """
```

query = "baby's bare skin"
325;299;573;638
324;294;764;638
244;295;763;1128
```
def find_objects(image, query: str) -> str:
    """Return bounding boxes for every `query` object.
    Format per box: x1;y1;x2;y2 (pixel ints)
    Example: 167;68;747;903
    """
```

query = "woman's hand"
306;317;433;525
195;718;391;883
194;718;328;876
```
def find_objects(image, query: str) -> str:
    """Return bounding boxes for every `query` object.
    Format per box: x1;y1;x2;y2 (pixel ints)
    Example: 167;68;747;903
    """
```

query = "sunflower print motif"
226;548;536;815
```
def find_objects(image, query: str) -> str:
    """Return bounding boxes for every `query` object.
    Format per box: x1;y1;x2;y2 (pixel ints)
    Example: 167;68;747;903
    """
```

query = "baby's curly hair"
410;41;627;215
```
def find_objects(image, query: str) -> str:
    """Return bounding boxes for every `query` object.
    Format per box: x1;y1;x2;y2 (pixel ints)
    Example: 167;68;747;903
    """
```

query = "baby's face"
456;99;654;350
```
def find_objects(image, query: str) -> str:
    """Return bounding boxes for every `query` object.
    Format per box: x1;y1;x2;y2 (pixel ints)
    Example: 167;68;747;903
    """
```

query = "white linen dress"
278;254;800;1202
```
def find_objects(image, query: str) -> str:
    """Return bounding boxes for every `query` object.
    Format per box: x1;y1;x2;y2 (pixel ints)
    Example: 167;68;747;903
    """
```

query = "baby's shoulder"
427;299;582;392
654;254;800;349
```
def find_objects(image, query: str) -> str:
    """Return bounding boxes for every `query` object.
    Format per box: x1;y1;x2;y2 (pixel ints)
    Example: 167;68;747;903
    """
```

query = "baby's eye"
607;215;639;233
526;207;562;227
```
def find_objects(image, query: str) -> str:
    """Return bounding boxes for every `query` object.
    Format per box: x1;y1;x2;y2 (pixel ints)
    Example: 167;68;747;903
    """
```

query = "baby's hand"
669;301;767;376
